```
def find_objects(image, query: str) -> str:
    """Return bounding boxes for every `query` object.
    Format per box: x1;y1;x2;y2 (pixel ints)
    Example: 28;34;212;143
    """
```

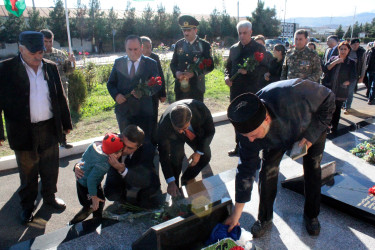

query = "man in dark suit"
141;36;166;144
107;35;160;140
158;100;215;197
170;15;214;102
0;31;72;224
322;36;339;84
74;125;162;209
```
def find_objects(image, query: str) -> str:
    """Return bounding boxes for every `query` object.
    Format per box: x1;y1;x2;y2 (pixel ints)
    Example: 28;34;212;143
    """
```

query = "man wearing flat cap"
0;31;72;224
158;99;215;197
170;15;214;102
224;79;335;237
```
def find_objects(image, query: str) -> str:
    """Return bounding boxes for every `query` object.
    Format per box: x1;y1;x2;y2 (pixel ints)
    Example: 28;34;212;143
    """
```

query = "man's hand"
187;152;201;167
131;90;141;99
91;196;104;211
108;154;125;173
68;53;76;63
334;58;344;64
64;129;71;135
224;203;245;232
299;138;312;150
225;78;233;87
74;162;85;179
159;97;166;103
184;72;194;79
167;181;181;197
343;80;350;86
264;72;271;81
238;68;247;75
115;94;126;104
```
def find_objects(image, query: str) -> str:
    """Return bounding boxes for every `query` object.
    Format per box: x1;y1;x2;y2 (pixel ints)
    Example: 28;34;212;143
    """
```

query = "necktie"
184;128;196;141
129;61;135;79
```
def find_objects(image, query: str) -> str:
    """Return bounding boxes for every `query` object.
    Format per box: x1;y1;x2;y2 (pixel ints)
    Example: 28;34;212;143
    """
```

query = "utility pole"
282;0;287;41
237;0;239;22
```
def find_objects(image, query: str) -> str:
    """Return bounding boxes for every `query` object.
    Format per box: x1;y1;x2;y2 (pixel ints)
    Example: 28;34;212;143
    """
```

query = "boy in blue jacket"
69;133;124;224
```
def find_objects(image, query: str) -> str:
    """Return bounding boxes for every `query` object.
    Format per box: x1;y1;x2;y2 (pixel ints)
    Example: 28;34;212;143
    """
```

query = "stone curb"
0;112;228;172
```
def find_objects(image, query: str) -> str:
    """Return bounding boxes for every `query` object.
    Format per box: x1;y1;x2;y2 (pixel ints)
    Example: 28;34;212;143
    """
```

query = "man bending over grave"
224;79;335;237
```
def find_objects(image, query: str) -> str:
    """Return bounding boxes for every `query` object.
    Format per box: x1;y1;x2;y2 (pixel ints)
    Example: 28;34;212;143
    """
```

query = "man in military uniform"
224;20;268;156
281;29;322;83
41;29;76;148
170;15;214;102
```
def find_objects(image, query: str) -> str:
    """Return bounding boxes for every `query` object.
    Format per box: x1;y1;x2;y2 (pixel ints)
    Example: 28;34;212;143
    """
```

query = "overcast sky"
25;0;375;19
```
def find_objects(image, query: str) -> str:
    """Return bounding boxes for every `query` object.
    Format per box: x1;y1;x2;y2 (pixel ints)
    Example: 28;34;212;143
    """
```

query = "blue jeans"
368;72;375;102
344;80;357;109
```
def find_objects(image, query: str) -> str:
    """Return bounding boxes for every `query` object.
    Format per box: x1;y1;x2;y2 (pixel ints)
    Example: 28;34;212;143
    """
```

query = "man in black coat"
107;35;160;140
158;99;215;197
0;31;73;224
141;36;166;145
224;79;335;237
170;15;214;102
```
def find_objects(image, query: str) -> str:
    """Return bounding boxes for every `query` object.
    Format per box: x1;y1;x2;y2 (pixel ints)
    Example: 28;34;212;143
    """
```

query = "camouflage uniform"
44;48;75;102
281;47;322;83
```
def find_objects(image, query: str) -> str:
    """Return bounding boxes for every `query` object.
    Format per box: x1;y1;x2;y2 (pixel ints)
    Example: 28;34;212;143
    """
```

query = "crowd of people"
0;13;374;240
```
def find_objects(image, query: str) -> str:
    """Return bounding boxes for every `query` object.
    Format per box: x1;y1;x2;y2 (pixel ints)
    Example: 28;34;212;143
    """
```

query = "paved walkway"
0;85;374;249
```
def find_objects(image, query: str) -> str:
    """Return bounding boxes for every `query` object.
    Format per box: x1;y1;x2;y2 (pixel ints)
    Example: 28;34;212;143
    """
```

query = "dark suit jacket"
149;52;166;99
157;99;215;180
0;55;72;151
107;55;159;117
323;46;339;65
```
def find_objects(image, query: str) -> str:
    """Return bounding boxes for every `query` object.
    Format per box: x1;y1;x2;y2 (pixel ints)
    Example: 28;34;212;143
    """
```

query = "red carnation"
199;62;204;70
204;58;212;67
369;185;375;195
254;52;264;62
230;247;244;250
147;77;156;87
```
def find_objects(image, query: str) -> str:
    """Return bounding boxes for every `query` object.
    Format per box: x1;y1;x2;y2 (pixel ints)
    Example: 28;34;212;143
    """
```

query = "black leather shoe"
251;219;272;238
69;207;93;225
44;197;66;210
228;146;239;157
304;214;320;236
20;209;34;225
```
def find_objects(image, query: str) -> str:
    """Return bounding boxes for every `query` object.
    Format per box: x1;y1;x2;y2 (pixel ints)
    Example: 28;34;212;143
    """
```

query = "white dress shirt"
21;57;53;123
127;57;141;75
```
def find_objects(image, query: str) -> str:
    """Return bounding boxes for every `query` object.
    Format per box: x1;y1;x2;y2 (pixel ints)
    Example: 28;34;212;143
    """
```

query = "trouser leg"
331;100;343;132
169;140;185;187
258;149;285;221
104;166;127;202
368;72;375;102
303;132;326;218
181;143;211;182
344;80;356;109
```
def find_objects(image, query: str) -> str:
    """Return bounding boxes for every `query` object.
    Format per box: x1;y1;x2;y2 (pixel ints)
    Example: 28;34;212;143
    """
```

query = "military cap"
350;38;360;45
178;15;199;29
227;92;266;134
19;31;45;53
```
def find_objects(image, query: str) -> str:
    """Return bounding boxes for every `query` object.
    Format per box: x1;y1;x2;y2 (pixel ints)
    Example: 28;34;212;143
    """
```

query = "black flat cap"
227;92;266;134
19;31;45;53
179;15;199;29
350;38;360;45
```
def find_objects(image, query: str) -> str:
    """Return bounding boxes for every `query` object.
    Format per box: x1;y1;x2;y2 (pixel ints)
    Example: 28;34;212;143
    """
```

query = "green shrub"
68;69;88;113
160;58;175;103
83;62;97;91
96;64;113;85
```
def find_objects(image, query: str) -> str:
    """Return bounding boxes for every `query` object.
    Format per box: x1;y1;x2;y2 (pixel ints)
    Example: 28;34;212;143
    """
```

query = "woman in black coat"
323;41;356;134
264;44;286;83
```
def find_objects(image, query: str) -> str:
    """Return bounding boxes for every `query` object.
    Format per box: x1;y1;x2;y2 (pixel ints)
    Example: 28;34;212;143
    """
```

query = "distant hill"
286;12;375;28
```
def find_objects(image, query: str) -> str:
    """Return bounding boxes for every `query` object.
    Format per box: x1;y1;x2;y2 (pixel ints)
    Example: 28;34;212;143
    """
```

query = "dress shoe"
20;209;34;225
304;214;320;236
368;100;373;105
251;219;272;238
228;146;239;157
343;108;350;114
69;207;93;225
44;197;66;210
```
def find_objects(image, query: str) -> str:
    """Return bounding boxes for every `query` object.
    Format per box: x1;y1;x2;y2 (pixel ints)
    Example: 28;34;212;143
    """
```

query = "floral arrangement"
126;76;162;99
187;57;213;76
369;186;375;195
350;137;375;164
230;52;264;81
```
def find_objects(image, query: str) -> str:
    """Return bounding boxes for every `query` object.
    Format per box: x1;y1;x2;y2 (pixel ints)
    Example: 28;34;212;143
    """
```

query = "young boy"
69;133;124;225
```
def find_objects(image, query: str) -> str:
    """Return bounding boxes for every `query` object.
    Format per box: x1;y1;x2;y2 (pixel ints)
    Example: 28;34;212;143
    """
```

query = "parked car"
310;37;320;43
265;39;283;50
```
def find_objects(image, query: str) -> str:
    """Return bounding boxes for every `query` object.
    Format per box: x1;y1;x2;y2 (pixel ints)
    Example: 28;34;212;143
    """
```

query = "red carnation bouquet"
126;76;162;99
230;52;264;81
187;57;213;76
